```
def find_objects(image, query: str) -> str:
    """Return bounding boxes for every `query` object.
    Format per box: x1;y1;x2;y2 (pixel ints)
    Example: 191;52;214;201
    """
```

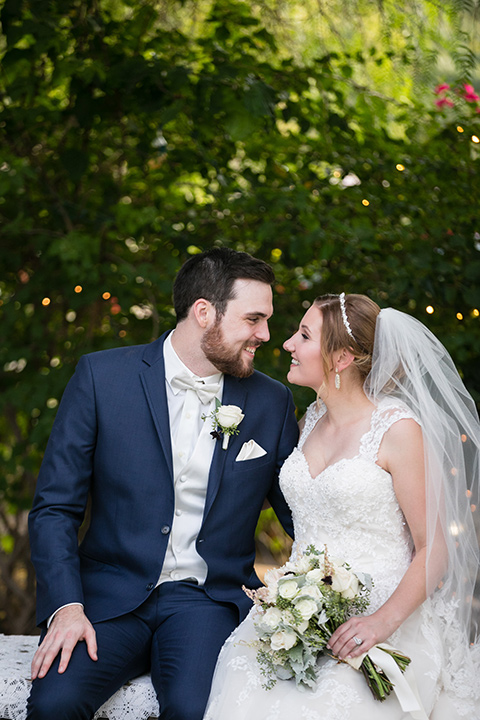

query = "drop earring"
335;368;341;390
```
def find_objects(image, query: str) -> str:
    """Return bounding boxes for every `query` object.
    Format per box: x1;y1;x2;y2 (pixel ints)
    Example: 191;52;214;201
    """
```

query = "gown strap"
298;401;327;450
359;398;421;463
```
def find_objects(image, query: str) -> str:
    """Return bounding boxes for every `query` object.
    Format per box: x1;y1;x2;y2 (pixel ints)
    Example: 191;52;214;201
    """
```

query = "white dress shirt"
158;331;223;585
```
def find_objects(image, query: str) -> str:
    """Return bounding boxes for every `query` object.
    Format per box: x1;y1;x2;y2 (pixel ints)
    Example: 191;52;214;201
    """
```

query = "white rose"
300;585;323;602
270;628;298;651
341;584;359;600
215;404;244;428
306;569;325;584
331;566;359;598
278;579;299;599
260;607;283;629
294;597;318;621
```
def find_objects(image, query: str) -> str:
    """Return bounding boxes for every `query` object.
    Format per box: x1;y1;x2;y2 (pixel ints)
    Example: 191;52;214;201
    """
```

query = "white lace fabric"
204;399;480;720
0;634;160;720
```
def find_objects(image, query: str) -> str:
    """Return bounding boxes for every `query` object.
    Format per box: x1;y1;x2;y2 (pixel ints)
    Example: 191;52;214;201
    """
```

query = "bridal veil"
365;308;480;712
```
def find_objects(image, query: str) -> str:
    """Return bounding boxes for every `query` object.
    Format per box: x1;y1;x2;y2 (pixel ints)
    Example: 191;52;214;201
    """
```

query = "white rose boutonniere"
203;398;244;449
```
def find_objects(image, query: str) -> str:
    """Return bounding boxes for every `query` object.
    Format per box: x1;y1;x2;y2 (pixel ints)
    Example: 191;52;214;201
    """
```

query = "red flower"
435;97;454;108
434;83;450;95
464;84;480;102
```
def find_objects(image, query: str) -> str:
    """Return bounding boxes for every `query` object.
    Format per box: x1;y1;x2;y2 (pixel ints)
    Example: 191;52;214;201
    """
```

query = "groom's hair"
173;247;275;322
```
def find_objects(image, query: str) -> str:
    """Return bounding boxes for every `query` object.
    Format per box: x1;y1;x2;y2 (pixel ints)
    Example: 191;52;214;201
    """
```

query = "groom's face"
201;279;273;377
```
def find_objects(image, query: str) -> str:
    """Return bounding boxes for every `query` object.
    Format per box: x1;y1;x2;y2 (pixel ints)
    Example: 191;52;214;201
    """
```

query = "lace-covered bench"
0;635;160;720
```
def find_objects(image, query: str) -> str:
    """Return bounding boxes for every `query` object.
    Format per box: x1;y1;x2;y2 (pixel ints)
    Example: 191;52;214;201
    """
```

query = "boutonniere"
203;398;245;450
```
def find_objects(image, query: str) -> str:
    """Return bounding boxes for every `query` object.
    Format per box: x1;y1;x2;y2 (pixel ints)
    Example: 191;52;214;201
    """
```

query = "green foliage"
0;0;479;632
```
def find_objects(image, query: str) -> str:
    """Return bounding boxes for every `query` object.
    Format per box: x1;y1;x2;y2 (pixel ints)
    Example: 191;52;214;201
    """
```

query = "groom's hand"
31;605;97;679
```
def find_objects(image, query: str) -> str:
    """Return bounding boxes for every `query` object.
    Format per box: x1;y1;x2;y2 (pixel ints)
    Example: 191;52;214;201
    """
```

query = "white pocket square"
235;440;267;462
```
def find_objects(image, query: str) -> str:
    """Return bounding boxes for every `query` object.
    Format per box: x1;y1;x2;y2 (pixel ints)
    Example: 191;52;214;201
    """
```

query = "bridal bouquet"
244;545;411;701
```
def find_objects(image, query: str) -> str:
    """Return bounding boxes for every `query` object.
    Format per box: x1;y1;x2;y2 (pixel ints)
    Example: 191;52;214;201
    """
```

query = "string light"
426;305;434;314
472;135;480;144
74;285;83;293
472;309;479;318
456;312;463;320
362;199;370;206
42;297;51;306
396;164;405;171
457;126;464;133
102;292;111;300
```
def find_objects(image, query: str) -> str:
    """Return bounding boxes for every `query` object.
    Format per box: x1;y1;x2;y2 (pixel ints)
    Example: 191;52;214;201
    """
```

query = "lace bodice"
280;398;417;612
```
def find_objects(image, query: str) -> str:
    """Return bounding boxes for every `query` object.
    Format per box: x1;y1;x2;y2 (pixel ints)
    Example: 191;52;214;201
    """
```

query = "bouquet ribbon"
349;644;428;719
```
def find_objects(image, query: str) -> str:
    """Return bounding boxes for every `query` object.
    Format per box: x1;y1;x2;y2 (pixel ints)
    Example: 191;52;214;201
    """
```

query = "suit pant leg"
149;582;239;720
26;611;153;720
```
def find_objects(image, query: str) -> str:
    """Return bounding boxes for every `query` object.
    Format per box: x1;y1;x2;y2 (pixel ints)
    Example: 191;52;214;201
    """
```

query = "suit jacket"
29;332;299;627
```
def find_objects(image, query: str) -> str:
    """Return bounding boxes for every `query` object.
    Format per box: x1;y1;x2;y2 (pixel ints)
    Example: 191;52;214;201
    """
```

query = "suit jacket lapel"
140;332;174;478
204;374;247;518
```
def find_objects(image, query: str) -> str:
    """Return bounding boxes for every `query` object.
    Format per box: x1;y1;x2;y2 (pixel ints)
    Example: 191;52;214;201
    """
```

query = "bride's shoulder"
374;396;420;426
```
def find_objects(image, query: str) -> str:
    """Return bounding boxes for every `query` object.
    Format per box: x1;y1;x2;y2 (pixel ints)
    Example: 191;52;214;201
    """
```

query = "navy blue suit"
28;332;298;719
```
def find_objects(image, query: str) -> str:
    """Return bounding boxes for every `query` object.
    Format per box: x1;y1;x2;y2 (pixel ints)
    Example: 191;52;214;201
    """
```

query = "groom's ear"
191;298;216;329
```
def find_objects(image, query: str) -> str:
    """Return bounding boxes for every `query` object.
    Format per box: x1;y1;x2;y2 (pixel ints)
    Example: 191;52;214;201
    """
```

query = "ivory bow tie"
170;373;220;405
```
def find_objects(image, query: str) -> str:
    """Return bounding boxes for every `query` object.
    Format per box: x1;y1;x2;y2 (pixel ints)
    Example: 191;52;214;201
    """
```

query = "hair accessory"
339;293;356;341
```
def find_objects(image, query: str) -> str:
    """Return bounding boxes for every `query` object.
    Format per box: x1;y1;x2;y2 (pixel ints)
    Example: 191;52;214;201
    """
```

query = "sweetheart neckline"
295;447;391;482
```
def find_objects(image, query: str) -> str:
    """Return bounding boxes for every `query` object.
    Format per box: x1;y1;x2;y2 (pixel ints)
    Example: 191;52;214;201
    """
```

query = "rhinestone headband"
339;293;356;342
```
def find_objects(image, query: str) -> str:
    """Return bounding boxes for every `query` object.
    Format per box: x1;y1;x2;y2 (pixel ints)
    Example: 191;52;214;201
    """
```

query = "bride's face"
283;305;326;390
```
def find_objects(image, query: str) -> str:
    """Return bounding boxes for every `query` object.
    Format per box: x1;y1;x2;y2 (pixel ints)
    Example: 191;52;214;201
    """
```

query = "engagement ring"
353;636;363;646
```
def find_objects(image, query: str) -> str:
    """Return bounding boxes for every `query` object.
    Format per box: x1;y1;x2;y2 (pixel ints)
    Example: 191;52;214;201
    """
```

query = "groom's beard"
201;321;260;378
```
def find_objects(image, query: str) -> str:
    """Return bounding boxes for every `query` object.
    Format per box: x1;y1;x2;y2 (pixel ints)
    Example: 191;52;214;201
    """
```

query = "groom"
27;247;298;720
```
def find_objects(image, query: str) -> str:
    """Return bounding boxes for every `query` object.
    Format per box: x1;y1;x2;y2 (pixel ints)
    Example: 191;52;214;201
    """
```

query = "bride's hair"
313;294;380;382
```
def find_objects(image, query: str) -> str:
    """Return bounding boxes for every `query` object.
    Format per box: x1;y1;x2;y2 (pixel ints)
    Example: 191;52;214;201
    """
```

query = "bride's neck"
320;384;374;428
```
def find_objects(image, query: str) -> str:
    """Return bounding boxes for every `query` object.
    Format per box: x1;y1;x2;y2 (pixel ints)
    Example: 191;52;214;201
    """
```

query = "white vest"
158;333;223;585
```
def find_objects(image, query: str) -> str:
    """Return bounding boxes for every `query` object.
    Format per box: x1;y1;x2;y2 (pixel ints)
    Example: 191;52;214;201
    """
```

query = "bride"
204;293;480;719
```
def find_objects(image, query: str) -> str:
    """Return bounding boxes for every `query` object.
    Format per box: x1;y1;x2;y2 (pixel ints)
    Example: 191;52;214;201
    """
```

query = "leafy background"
1;0;479;634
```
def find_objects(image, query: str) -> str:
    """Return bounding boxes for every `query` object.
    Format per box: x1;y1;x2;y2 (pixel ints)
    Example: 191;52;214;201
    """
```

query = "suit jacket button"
146;583;154;591
161;525;171;535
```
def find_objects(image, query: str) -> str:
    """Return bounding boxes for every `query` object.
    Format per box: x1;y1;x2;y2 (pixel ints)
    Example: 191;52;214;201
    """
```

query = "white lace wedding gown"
204;399;480;720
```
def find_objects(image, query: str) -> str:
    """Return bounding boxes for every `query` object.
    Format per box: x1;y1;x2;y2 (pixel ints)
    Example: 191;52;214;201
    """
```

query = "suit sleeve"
28;355;97;626
267;386;298;538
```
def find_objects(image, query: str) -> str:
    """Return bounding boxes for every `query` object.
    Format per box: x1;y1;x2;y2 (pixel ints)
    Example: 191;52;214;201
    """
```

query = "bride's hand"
326;613;397;660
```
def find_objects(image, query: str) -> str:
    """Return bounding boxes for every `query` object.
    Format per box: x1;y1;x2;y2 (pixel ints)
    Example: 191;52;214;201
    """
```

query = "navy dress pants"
27;581;239;720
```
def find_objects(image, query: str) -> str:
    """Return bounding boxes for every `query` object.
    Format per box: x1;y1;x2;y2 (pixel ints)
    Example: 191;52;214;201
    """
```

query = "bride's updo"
313;294;380;382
